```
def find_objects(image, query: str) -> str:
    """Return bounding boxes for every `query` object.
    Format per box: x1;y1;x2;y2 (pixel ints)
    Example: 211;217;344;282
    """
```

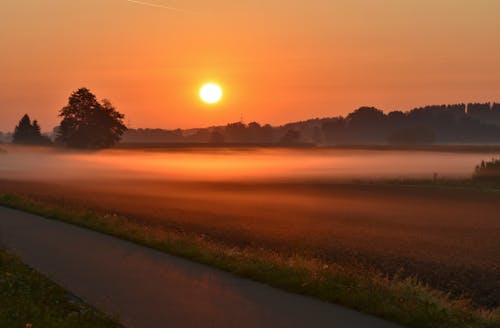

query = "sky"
1;0;499;132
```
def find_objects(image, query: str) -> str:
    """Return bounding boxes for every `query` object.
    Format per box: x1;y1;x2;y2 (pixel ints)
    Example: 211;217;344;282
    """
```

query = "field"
1;178;499;308
0;146;499;327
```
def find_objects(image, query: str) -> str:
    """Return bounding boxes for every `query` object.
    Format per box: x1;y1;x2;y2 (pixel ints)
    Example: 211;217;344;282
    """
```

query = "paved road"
0;206;402;328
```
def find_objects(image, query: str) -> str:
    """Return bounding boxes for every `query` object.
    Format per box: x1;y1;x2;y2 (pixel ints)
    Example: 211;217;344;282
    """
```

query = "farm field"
1;146;499;309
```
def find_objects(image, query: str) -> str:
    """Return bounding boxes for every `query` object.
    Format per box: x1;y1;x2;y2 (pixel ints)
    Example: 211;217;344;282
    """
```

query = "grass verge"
0;249;119;328
0;193;498;328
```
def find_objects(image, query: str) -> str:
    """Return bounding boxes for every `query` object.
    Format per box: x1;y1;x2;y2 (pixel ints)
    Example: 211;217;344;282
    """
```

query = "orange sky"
1;0;499;132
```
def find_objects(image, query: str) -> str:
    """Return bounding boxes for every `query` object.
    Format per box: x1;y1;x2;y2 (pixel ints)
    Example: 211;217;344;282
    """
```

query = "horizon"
2;100;500;135
1;0;500;132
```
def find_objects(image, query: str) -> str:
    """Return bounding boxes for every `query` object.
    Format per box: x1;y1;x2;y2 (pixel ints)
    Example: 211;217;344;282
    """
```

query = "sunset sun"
200;83;223;104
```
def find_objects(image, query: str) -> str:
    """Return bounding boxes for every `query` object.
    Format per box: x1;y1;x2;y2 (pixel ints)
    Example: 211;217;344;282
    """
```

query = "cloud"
125;0;185;12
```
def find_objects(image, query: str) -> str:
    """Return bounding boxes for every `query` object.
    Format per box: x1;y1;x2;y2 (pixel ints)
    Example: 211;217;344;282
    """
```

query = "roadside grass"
0;249;119;328
0;193;498;328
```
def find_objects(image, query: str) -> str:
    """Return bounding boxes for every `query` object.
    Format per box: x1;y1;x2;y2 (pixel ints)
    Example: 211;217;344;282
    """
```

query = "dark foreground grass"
0;193;498;328
0;250;119;328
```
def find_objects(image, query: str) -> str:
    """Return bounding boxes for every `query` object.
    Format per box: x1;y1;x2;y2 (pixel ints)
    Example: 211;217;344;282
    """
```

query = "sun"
200;83;223;104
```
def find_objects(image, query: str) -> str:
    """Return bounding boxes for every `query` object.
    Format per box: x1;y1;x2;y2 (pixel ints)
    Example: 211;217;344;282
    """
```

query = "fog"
0;145;497;182
2;145;499;308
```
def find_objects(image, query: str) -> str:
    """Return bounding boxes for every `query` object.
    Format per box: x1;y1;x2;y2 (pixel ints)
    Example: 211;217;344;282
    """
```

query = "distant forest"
122;102;500;145
2;102;500;145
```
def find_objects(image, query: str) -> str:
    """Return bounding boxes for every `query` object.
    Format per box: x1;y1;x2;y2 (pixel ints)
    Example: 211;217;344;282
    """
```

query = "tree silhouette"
474;159;500;182
280;130;301;144
32;120;41;136
12;114;51;145
57;88;127;149
209;128;225;143
13;114;33;144
225;122;247;142
120;100;500;145
387;126;435;145
322;117;346;144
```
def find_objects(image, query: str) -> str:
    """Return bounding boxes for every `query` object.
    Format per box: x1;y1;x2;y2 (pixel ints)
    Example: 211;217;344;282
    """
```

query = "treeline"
10;114;52;145
123;122;276;144
123;102;500;145
1;88;126;149
3;101;500;146
321;103;500;144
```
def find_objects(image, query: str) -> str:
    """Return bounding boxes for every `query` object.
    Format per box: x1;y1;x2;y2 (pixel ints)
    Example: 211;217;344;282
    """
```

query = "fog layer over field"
0;146;497;182
1;145;500;307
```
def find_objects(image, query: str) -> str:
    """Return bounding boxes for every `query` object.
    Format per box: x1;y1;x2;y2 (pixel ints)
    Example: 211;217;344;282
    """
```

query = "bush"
474;159;500;182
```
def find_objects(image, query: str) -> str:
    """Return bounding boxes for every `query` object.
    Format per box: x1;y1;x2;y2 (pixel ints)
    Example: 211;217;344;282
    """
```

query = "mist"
0;145;496;182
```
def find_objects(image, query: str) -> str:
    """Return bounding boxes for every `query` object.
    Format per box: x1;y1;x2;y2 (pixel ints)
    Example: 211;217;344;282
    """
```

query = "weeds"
0;249;118;328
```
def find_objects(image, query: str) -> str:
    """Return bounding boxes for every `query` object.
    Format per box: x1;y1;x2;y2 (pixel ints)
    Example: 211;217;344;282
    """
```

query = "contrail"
125;0;185;12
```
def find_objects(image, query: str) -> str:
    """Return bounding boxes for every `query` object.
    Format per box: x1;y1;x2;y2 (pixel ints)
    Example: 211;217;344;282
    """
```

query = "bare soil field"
1;178;499;308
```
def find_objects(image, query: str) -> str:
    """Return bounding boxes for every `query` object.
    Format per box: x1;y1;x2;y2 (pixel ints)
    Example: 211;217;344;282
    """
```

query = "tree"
13;114;34;144
57;88;127;149
225;122;247;142
474;159;500;182
322;117;346;144
209;128;225;143
387;126;435;145
32;120;42;136
280;130;301;144
12;114;52;145
312;126;323;145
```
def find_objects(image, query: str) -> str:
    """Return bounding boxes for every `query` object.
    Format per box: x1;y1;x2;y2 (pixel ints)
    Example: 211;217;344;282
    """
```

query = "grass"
0;249;119;328
0;193;498;328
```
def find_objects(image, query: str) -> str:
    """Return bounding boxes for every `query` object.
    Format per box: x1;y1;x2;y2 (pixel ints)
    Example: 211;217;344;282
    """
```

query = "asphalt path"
0;206;403;328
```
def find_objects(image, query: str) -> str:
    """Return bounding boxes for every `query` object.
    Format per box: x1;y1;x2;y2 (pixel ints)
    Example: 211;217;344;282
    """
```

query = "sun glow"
200;83;223;104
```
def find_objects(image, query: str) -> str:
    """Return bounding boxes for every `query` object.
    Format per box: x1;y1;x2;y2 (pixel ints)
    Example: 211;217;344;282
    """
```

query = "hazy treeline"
3;101;500;146
122;102;500;145
1;88;126;149
320;103;500;145
123;122;276;144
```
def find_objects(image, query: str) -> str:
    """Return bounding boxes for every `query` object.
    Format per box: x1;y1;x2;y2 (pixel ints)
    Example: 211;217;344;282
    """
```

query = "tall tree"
13;114;32;144
57;88;127;149
32;120;42;136
12;114;50;145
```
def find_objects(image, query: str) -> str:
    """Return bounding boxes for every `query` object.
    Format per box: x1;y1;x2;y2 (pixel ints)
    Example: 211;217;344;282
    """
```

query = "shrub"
474;159;500;182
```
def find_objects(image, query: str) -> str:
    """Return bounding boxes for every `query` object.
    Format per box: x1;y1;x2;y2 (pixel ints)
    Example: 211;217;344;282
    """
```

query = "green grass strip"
0;250;119;328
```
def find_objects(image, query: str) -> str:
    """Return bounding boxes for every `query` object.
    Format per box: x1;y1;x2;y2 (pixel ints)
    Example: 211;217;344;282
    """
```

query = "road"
0;206;402;328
